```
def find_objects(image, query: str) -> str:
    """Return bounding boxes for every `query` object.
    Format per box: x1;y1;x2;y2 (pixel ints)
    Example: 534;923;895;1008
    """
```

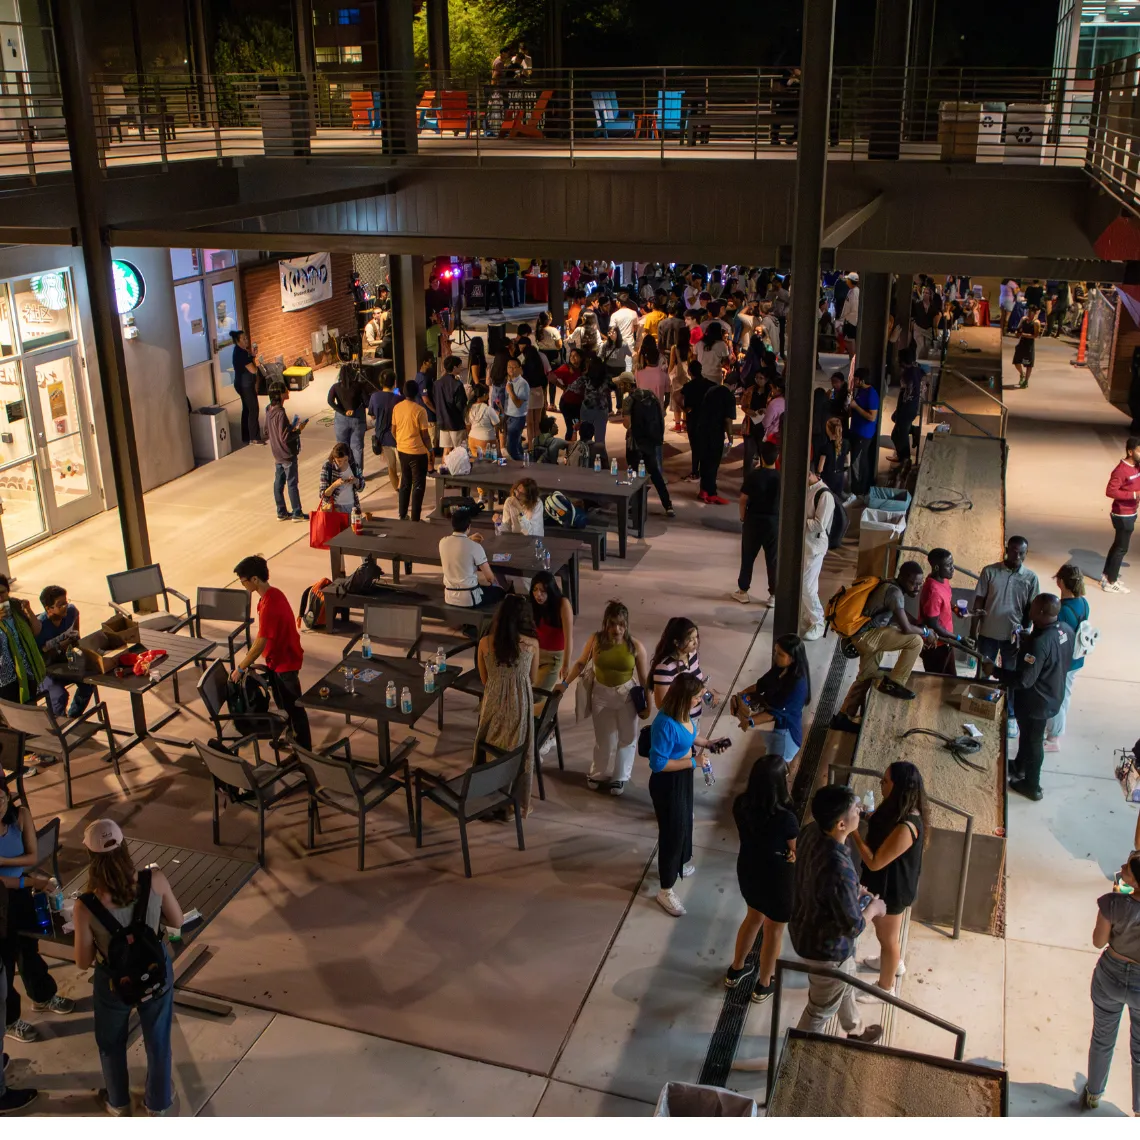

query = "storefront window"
201;249;237;272
0;284;15;358
11;271;74;351
0;358;46;548
170;248;202;281
175;281;210;368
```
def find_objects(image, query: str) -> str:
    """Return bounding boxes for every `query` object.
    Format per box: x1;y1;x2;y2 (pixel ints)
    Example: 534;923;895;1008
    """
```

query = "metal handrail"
826;763;976;940
766;957;967;1105
928;401;998;440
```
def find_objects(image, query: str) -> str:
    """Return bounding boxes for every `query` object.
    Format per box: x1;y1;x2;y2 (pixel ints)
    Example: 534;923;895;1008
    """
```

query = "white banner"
279;253;333;312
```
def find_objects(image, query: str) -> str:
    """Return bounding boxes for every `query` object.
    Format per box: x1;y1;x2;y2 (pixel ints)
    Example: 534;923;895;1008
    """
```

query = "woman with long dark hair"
816;416;849;497
529;571;574;698
650;618;718;733
695;319;732;383
635;333;669;411
467;336;488;385
648;673;729;917
600;323;631;381
579;357;615;451
732;633;811;765
551;346;586;439
851;760;930;997
318;442;365;515
724;755;798;1001
476;595;540;814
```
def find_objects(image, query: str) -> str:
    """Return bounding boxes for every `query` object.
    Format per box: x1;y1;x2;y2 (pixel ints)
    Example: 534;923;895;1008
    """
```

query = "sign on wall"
279;253;333;313
111;260;145;314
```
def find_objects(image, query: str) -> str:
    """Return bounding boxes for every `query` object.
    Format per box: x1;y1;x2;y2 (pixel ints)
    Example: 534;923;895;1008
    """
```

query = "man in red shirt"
1102;436;1140;594
231;555;311;750
918;548;974;676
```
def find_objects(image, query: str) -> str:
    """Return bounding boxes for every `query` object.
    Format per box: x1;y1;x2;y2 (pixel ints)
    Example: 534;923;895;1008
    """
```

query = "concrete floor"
3;332;1136;1115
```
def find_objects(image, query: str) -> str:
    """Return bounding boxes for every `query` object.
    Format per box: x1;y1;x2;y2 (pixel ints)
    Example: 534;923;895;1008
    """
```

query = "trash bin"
189;405;232;464
978;102;1005;162
938;101;983;162
867;487;912;514
653;1082;757;1117
857;508;907;578
1004;104;1053;165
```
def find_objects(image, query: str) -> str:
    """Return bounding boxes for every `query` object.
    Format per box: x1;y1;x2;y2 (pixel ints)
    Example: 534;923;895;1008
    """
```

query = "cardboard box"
960;683;1002;721
77;630;129;674
101;613;140;646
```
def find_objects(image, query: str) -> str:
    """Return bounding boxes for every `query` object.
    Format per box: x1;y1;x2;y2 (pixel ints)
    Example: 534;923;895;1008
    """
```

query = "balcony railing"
1;62;1138;215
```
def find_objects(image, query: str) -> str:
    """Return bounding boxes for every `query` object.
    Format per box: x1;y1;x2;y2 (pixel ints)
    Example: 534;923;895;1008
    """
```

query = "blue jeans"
758;726;800;765
1088;951;1140;1111
39;675;94;718
93;955;174;1113
334;413;366;474
273;458;302;517
505;414;526;460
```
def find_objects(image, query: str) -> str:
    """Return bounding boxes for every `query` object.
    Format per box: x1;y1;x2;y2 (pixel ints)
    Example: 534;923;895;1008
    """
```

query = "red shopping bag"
309;505;350;550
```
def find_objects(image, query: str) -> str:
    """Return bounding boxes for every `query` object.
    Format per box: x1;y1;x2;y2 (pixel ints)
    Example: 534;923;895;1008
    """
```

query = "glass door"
208;277;242;403
26;348;101;533
0;358;48;548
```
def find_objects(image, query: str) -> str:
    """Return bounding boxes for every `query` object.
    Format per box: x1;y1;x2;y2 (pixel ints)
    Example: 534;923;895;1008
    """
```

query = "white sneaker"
1007;719;1019;740
765;595;776;609
1102;579;1131;594
681;861;696;878
856;984;896;1004
656;888;686;916
860;956;906;977
804;622;826;641
731;589;752;604
842;494;858;508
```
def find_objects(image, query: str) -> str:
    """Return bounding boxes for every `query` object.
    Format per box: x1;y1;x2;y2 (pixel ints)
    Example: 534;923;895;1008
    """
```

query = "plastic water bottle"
863;788;876;812
386;681;397;708
351;505;363;535
523;450;531;467
626;464;634;482
435;647;447;674
400;686;413;714
638;458;646;479
543;550;551;571
703;689;713;705
361;632;372;659
423;664;435;693
48;878;63;913
610;457;618;476
594;454;602;473
701;756;715;787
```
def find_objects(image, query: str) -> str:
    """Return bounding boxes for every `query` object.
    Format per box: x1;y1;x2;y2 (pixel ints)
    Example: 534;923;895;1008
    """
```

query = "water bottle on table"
638;458;646;479
423;664;435;693
610;457;618;476
361;632;372;659
594;454;602;473
435;647;446;674
386;680;397;708
400;686;413;714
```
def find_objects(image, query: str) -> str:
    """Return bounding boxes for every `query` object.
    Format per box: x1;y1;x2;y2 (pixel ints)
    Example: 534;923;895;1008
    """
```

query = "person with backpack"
563;420;606;470
831;562;934;733
433;355;469;458
73;820;184;1116
265;381;307;521
622;380;675;518
231;555;311;750
368;369;402;494
733;441;780;605
1045;564;1092;753
803;470;837;639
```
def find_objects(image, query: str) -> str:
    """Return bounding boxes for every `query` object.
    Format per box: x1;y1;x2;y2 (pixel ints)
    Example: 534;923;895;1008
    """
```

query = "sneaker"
1018;378;1028;389
766;594;775;609
1007;719;1020;740
0;1088;38;1114
31;995;73;1015
750;979;775;1003
877;678;916;700
609;781;626;796
860;956;906;978
1079;1086;1101;1111
804;622;826;641
1009;778;1043;802
655;888;686;917
698;490;711;503
830;712;862;734
724;964;755;989
856;985;896;1004
147;1097;178;1117
681;861;696;878
708;495;730;505
1044;738;1061;753
847;1024;884;1045
290;512;309;522
1102;579;1131;594
665;507;677;518
586;778;602;791
276;513;290;521
731;589;752;604
4;1020;37;1043
97;1089;131;1117
842;494;858;508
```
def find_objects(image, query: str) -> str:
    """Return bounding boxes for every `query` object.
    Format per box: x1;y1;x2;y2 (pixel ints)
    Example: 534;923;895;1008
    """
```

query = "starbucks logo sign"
112;260;145;314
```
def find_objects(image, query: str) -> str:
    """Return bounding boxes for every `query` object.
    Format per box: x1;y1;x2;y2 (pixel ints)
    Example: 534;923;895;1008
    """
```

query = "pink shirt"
636;365;669;408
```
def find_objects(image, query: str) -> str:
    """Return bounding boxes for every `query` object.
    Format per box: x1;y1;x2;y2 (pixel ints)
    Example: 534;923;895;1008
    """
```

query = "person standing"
0;908;38;1108
998;279;1018;334
649;618;718;740
327;364;368;474
622;381;675;518
789;784;885;1043
72;820;183;1116
681;359;714;484
1045;563;1091;752
1101;436;1140;594
803;470;835;639
724;755;799;1002
231;555;311;750
910;284;942;359
1048;280;1071;337
918;548;972;675
433;355;468;458
230;331;263;446
0;576;44;706
846;368;880;501
889;349;922;466
1081;850;1140;1113
838;272;860;355
503;357;530;461
528;571;573;696
693;372;737;506
368;369;402;494
392;378;434;522
734;441;780;605
973;535;1040;695
1012;305;1042;388
318;443;364;517
817;416;848;497
982;593;1070;802
264;382;307;522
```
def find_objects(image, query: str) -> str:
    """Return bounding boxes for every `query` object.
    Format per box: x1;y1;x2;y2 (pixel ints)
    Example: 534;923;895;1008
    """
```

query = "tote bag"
309;503;350;550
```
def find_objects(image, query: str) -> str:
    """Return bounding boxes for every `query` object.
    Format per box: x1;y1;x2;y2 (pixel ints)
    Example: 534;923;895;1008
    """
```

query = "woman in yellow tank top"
559;599;650;794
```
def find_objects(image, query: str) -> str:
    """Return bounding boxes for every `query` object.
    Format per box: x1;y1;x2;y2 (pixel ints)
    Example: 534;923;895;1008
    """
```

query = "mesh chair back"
297;749;357;797
197;587;250;624
363;605;421;644
107;564;166;608
0;698;55;738
534;686;564;745
197;660;229;722
35;817;60;868
195;741;255;792
465;744;524;800
0;727;26;779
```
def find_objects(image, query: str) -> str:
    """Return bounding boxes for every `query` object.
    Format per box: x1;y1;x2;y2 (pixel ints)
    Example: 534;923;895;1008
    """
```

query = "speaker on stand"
451;292;470;349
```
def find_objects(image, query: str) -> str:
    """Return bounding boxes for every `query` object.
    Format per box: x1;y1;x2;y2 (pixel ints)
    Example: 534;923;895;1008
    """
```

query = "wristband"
18;874;25;888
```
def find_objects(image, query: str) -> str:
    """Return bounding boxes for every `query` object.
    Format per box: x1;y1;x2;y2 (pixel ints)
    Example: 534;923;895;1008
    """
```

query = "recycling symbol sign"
218;427;227;442
1016;125;1033;144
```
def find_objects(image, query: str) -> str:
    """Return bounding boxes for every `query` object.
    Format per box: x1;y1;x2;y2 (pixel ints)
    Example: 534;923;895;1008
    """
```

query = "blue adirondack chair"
657;89;686;135
591;90;637;138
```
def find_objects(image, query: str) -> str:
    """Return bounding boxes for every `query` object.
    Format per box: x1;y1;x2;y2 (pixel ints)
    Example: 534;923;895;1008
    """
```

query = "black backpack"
226;668;272;734
814;485;849;551
81;870;170;1006
629;390;664;448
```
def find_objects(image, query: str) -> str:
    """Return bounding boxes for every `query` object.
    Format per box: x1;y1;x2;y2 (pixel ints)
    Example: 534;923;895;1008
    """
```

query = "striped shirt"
652;650;709;717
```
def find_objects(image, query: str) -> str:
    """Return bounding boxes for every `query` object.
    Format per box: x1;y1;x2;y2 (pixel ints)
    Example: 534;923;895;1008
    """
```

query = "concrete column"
544;0;564;72
392;254;427;383
50;0;152;574
775;0;836;641
293;0;315;81
893;273;913;354
547;259;565;324
189;0;212;125
426;0;450;82
380;0;418;155
868;0;912;159
856;272;893;481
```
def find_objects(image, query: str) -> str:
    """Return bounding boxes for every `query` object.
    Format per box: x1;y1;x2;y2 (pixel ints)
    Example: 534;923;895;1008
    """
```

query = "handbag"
309;502;350;551
631;684;648;715
638;723;652;758
1116;746;1140;803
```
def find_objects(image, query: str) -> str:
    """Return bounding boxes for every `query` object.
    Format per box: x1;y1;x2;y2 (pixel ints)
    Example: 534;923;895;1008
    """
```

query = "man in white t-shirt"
503;357;529;460
439;508;506;608
610;298;641;351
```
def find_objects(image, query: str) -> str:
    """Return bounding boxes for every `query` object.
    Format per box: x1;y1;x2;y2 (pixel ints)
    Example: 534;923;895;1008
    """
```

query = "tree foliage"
413;1;525;79
213;16;295;74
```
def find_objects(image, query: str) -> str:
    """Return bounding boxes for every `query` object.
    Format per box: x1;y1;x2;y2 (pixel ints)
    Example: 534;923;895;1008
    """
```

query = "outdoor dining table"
298;651;460;766
327;517;584;612
46;628;216;756
431;458;650;558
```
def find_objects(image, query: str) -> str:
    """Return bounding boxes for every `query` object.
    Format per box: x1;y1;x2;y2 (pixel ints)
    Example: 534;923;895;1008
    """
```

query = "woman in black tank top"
850;761;929;998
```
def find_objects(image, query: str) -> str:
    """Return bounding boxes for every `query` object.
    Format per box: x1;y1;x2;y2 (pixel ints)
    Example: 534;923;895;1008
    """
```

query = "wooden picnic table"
431;458;650;558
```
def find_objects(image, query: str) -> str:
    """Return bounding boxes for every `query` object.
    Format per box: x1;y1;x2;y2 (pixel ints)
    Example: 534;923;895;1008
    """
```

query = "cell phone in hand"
859;893;874;911
709;737;731;754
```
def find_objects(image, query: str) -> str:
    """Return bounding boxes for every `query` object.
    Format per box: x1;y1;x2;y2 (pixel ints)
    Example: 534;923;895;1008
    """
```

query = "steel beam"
776;0;837;642
391;254;427;385
426;0;450;80
546;259;565;323
50;0;152;573
821;195;883;248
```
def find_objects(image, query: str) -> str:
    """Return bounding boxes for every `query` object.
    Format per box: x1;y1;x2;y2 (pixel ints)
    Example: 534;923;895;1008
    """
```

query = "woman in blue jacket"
1045;563;1091;752
731;633;811;764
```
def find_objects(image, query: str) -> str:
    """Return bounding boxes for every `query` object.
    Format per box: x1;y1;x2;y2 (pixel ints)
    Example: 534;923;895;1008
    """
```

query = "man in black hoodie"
983;593;1071;802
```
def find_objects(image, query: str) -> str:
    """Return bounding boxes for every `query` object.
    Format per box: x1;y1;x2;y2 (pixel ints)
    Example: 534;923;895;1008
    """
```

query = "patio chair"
532;685;565;801
99;84;137;143
0;726;28;807
417;89;439;133
414;740;527;878
591;90;636;138
197;659;290;764
107;563;193;633
30;816;61;884
193;587;252;668
439;90;473;137
296;739;414;871
349;89;382;131
0;697;118;811
507;89;553;139
344;604;423;660
194;740;307;866
656;89;686;135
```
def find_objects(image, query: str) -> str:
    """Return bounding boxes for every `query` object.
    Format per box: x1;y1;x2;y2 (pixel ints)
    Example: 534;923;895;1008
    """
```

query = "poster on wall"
280;254;333;313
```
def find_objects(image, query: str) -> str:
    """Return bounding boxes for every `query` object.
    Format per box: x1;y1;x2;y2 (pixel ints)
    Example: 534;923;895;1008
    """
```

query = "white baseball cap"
83;819;124;852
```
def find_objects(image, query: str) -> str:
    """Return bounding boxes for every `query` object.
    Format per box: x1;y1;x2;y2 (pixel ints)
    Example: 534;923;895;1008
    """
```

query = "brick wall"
240;252;358;366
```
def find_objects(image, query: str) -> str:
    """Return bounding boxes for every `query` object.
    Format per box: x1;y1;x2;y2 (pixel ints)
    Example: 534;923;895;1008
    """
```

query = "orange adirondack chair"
438;90;473;137
506;89;553;139
417;89;439;132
